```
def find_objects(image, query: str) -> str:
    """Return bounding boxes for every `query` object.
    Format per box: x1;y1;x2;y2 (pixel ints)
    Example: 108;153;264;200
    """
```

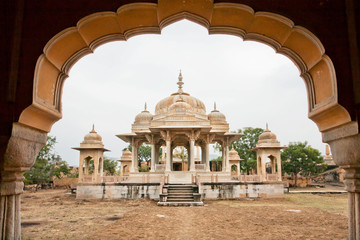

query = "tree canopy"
214;127;264;173
281;141;326;186
89;156;118;175
123;144;151;162
24;136;70;186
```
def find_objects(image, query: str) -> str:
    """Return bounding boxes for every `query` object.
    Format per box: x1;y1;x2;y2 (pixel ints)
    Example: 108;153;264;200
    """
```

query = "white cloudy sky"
50;20;326;167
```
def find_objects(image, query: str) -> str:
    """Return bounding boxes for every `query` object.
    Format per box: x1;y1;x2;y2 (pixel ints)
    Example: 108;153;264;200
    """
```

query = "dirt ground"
21;189;348;240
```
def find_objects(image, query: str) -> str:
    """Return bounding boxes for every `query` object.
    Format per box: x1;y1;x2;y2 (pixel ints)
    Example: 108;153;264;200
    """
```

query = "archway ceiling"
2;0;358;136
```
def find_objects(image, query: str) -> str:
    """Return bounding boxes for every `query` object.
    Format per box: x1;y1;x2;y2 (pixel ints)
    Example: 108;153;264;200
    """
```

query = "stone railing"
240;175;261;182
266;174;278;181
155;164;165;172
195;164;206;171
82;175;93;183
102;176;115;183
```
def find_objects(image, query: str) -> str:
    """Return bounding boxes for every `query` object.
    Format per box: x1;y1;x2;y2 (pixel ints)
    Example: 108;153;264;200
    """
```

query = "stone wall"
77;182;284;200
200;182;284;199
76;183;161;200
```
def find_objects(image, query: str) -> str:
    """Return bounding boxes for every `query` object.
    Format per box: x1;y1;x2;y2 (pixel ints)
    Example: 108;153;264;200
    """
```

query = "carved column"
276;153;282;181
150;144;155;172
93;152;100;182
160;131;172;172
130;138;139;173
189;139;195;171
186;146;190;171
205;143;210;172
201;146;206;164
1;123;47;240
221;143;226;172
78;154;85;182
323;122;360;239
202;134;214;172
145;135;156;173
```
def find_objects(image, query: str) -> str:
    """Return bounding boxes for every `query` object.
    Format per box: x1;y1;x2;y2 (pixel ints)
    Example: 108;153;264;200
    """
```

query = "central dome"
155;72;206;115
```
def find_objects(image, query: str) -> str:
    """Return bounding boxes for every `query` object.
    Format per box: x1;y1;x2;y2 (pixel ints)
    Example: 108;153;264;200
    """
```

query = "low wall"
76;183;161;200
77;182;284;200
200;182;284;199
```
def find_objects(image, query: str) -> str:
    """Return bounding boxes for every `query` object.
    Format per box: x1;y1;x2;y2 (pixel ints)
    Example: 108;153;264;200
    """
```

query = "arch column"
323;122;360;239
78;154;85;182
145;134;157;172
276;154;282;181
188;130;200;172
0;123;47;240
130;138;139;173
160;131;172;172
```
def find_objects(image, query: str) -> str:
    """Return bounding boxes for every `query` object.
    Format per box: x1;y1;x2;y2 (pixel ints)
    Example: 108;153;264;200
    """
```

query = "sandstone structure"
76;74;285;203
2;0;360;238
116;72;242;175
72;125;109;183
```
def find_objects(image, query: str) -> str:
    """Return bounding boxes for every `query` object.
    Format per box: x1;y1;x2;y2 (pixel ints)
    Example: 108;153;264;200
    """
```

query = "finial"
265;123;269;131
214;102;217;110
91;124;96;133
144;102;147;111
177;70;184;94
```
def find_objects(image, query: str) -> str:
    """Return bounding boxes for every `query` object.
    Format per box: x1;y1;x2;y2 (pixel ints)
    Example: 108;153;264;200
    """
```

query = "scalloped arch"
19;1;351;133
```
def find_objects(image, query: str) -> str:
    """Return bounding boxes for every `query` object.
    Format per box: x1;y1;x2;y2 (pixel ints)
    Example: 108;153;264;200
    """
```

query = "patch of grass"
285;193;348;216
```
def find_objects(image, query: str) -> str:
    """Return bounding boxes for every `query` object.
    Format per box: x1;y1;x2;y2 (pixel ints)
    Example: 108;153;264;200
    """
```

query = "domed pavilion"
116;72;243;176
252;124;286;182
73;125;109;183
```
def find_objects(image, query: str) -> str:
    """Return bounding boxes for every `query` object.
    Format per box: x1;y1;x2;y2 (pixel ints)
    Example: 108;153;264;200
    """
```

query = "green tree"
214;127;264;174
123;144;152;163
24;136;70;187
103;157;118;175
281;141;326;187
88;156;118;175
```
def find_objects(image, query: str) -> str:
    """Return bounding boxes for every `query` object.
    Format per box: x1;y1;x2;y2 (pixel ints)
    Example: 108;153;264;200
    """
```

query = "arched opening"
231;164;238;175
172;146;188;171
3;1;359;239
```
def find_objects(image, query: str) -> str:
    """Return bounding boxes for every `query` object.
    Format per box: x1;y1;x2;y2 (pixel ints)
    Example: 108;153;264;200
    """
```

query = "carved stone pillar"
130;138;139;173
205;143;210;172
189;139;195;171
1;123;47;240
323;122;360;239
221;143;226;172
160;131;172;172
150;144;155;172
145;135;157;173
165;140;171;172
276;153;282;181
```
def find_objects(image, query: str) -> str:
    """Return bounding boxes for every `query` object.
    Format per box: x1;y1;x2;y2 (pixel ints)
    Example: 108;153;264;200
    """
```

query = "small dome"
83;125;102;143
258;126;277;141
134;103;153;123
208;103;226;122
123;148;132;156
120;148;132;162
135;111;153;123
168;97;192;112
229;148;241;161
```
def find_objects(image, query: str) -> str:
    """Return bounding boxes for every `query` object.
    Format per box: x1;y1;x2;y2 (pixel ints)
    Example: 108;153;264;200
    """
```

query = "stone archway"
2;1;360;239
19;2;350;133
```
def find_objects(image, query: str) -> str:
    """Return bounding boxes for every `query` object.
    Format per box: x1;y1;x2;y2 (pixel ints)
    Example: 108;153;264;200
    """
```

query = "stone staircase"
157;184;203;206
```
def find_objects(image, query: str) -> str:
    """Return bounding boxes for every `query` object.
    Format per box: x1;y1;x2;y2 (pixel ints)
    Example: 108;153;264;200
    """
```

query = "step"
168;191;194;193
167;193;194;196
166;198;195;202
157;202;204;207
167;196;194;199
